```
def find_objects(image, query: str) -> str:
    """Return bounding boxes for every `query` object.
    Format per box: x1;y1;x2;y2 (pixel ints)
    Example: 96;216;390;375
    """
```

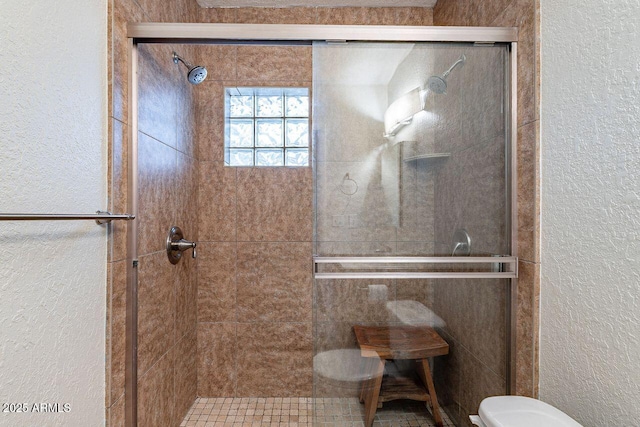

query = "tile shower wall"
434;0;541;404
196;6;434;26
193;7;434;399
107;0;200;426
194;42;315;398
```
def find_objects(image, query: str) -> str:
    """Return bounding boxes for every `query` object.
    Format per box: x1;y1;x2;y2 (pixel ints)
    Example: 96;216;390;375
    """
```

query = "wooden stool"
354;325;449;427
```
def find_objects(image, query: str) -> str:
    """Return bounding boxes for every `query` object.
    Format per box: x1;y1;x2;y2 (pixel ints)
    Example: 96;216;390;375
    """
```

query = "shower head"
426;75;448;95
172;52;207;85
427;54;466;94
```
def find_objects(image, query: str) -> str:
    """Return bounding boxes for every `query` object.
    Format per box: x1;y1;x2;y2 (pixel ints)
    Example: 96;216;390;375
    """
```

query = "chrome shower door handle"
166;226;197;264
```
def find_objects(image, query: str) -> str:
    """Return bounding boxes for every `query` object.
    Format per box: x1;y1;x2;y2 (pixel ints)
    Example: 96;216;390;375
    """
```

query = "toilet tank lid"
478;396;583;427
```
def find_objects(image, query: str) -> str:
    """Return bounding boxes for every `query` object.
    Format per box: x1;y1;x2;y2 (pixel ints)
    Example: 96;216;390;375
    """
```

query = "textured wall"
0;1;107;426
539;0;640;425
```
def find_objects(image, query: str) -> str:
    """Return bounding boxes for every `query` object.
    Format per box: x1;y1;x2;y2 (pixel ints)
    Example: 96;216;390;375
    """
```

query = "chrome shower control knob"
171;239;196;252
166;226;197;264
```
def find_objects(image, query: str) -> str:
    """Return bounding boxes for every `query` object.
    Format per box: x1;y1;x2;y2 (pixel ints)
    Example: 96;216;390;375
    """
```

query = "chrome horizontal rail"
314;256;516;264
313;256;518;279
0;212;135;225
315;271;517;280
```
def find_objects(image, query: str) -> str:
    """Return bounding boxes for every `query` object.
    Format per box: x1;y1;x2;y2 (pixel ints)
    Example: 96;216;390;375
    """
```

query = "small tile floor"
180;397;455;427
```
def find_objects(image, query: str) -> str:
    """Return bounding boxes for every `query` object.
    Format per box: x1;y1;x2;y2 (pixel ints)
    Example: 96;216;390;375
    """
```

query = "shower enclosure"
125;24;518;427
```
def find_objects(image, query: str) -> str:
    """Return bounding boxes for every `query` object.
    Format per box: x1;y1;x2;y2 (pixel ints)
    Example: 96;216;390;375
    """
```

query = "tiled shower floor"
180;397;455;427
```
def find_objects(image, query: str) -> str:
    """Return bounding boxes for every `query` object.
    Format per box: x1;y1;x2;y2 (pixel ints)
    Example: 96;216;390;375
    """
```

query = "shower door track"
125;24;518;427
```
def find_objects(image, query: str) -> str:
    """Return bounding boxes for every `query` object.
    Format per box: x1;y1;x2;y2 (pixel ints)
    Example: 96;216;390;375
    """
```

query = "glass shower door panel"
313;41;509;258
312;41;512;427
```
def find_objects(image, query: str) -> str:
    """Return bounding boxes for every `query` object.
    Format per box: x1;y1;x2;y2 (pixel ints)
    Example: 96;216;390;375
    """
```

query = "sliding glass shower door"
312;41;514;427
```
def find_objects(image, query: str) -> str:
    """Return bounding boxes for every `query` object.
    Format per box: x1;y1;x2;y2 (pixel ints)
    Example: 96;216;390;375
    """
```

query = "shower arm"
440;54;466;79
172;52;194;69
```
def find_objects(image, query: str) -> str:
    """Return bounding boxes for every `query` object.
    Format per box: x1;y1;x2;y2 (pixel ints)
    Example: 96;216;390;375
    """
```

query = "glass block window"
225;87;310;167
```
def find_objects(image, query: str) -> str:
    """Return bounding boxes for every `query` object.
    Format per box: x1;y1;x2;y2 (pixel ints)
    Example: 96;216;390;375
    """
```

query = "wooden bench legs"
360;358;386;427
359;358;443;427
354;325;449;427
416;358;443;427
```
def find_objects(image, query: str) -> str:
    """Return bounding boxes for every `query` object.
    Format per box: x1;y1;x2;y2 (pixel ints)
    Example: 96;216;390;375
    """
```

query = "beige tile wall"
434;0;541;408
107;0;200;426
197;6;433;25
194;45;314;395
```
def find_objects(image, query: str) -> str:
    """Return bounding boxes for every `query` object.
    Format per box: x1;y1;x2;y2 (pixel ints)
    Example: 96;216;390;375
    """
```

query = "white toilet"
469;396;583;427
